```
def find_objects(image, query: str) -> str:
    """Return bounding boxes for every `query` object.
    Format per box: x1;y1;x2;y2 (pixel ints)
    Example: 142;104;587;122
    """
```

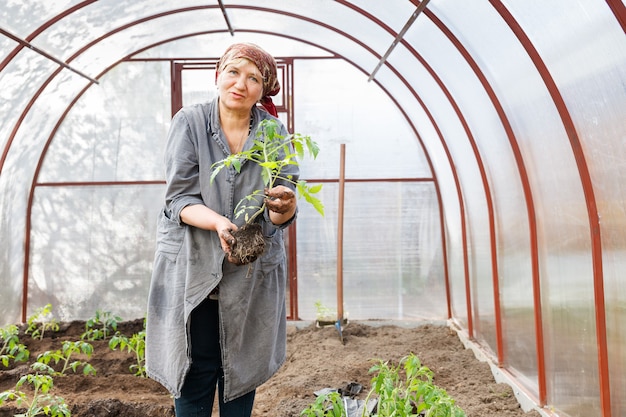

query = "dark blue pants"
174;297;255;417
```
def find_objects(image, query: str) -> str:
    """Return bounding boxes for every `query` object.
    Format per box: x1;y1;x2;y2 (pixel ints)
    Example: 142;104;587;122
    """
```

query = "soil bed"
0;319;542;417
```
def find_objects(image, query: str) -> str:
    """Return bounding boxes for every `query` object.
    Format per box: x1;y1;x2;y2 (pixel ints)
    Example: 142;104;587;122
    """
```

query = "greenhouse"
0;1;625;416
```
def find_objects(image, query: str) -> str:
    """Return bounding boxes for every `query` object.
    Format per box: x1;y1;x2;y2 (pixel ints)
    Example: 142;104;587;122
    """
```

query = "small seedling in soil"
81;309;123;341
363;353;466;417
314;301;336;322
211;118;324;265
0;324;29;367
109;320;146;377
36;340;96;376
313;301;348;328
0;372;71;417
300;390;345;417
25;304;59;340
300;353;465;417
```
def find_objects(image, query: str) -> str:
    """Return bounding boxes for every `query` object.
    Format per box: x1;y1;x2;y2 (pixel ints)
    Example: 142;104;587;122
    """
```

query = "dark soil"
230;223;266;265
0;319;543;417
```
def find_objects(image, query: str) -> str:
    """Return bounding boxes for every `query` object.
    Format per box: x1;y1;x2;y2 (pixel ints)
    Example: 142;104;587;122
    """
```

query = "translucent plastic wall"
413;2;624;416
30;60;171;320
1;1;625;416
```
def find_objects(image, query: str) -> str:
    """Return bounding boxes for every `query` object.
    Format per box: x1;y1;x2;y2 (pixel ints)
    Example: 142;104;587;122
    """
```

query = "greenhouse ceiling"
1;1;625;417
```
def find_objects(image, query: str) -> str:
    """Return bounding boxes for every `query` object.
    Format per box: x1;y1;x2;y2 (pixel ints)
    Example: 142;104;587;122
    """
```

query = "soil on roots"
230;223;266;265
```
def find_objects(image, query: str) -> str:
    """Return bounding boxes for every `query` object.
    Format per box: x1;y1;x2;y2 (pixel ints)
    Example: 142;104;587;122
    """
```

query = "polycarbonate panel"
40;61;171;182
604;252;626;417
31;1;225;62
29;185;163;322
75;11;233;78
0;1;80;36
381;21;498;349
0;48;59;324
2;69;93;183
0;34;15;67
67;16;222;88
372;67;466;327
296;182;445;321
227;0;396;60
445;221;467;327
516;2;626;415
0;206;23;325
377;69;467;326
464;205;497;351
134;33;332;60
0;72;94;327
419;1;538;392
359;19;472;331
293;57;442;321
347;0;417;31
294;59;430;179
0;49;58;157
226;5;386;76
444;2;601;415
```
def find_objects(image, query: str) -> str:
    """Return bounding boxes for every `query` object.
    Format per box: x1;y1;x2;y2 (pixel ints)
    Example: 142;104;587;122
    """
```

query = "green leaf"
259;161;279;170
232;158;242;173
261;169;271;188
36;374;54;393
292;140;304;160
307;183;323;194
83;363;97;376
303;192;325;216
306;137;320;159
209;165;223;183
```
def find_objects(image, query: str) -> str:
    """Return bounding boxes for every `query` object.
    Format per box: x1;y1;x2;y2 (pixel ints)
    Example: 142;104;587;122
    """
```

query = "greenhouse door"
171;60;300;319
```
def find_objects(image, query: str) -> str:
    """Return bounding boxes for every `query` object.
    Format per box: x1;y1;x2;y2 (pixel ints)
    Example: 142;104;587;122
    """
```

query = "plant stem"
247;203;266;224
26;383;39;416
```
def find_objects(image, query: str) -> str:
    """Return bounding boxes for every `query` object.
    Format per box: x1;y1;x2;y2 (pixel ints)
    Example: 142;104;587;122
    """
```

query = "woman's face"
217;58;264;113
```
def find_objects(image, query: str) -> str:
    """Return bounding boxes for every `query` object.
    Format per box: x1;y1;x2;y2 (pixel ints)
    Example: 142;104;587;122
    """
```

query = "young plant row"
0;305;146;417
300;353;466;417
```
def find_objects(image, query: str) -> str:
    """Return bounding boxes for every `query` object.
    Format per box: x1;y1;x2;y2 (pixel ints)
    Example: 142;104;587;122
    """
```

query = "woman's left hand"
265;186;296;214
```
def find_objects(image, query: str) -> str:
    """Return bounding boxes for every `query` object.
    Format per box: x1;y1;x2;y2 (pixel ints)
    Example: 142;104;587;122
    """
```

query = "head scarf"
216;42;280;117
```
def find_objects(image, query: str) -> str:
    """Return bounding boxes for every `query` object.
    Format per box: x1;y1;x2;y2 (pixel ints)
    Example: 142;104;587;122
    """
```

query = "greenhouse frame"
1;1;625;416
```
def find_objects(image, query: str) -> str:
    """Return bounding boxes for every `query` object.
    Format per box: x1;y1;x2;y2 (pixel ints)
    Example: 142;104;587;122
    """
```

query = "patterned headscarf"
217;42;280;116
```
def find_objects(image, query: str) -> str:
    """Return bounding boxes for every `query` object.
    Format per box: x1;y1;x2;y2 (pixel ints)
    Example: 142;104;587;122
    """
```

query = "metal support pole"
368;0;430;82
217;0;235;35
336;144;346;343
0;26;99;84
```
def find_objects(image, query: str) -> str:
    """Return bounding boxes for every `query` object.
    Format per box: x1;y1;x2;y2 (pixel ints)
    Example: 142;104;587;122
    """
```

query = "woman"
146;43;298;417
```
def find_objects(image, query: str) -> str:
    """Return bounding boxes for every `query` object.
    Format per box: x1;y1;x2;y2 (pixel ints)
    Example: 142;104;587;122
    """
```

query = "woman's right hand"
216;217;238;258
180;204;238;257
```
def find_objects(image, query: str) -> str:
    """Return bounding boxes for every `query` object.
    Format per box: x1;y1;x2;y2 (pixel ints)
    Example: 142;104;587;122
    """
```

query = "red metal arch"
489;3;611;416
422;3;548;407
